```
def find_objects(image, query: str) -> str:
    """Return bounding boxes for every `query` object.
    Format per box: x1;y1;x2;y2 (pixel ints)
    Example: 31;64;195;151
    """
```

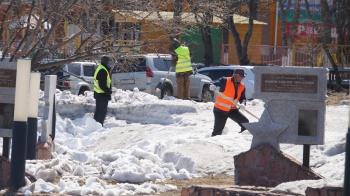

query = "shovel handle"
164;65;172;80
214;90;259;120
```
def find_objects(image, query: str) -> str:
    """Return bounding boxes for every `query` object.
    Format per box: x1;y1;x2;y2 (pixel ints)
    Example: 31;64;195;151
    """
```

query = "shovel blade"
155;82;165;91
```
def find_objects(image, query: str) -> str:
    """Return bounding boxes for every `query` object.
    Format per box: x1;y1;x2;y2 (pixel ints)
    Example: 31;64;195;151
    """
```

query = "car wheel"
78;87;89;96
161;85;173;99
202;87;214;102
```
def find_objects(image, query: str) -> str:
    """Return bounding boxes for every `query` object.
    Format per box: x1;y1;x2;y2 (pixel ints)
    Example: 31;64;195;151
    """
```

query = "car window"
114;58;146;73
67;63;81;76
83;65;96;77
154;58;172;71
199;69;234;81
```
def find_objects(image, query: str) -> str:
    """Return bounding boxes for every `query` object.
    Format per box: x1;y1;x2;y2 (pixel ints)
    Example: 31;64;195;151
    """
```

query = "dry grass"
153;174;234;196
327;91;349;105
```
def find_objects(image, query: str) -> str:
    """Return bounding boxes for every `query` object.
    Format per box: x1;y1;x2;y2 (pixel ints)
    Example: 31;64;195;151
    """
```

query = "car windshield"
114;58;146;73
199;69;234;81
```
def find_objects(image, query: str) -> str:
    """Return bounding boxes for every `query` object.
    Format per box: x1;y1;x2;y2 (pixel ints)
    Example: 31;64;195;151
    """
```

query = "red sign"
286;23;338;39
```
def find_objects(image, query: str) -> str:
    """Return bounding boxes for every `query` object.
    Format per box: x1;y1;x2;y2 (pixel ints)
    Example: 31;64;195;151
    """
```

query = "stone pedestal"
37;136;53;160
234;144;323;187
0;156;37;190
305;187;343;196
0;156;10;189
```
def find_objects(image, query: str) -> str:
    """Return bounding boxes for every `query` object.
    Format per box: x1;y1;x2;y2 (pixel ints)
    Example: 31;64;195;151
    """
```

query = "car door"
82;63;96;91
189;73;202;97
112;57;147;91
153;57;176;92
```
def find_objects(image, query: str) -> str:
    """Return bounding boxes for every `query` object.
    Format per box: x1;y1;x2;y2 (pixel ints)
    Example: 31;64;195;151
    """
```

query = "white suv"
111;54;213;102
60;62;97;95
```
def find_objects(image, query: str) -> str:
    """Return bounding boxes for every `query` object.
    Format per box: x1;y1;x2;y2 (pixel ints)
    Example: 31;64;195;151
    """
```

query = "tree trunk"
170;0;184;51
278;0;292;46
288;0;301;45
227;0;258;65
200;10;214;66
319;0;342;91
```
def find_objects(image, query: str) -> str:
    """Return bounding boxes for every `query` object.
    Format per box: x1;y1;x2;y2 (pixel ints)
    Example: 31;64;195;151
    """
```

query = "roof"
114;10;266;25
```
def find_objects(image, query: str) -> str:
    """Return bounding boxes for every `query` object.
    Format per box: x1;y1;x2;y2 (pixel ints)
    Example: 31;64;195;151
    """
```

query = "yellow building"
114;10;266;64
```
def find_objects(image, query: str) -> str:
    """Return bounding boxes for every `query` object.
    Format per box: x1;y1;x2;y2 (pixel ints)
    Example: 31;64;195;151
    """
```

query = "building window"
116;22;141;41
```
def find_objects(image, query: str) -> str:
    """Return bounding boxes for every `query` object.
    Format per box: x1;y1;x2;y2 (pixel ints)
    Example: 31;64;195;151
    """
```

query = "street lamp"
10;58;31;190
26;72;41;160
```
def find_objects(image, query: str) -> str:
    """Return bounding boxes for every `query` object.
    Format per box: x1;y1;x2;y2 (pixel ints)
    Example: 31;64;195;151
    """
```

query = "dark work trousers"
176;75;190;100
94;96;109;126
212;108;249;137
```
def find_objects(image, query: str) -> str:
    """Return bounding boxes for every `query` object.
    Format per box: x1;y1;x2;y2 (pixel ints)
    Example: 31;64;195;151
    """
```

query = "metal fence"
143;43;350;68
221;44;350;68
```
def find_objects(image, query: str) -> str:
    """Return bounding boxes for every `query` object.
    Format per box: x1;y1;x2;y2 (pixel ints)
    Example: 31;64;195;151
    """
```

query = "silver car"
60;62;97;95
111;54;213;102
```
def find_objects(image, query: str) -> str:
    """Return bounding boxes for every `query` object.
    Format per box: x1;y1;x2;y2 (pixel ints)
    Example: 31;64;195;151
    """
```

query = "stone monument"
235;66;328;187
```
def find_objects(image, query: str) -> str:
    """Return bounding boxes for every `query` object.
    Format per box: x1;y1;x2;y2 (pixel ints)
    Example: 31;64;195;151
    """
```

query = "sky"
0;88;348;195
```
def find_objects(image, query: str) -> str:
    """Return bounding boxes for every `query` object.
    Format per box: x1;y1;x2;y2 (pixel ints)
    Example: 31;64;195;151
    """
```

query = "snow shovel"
214;90;260;120
155;65;173;91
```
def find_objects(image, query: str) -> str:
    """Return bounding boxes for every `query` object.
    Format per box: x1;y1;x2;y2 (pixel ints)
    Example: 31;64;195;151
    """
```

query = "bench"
328;68;350;89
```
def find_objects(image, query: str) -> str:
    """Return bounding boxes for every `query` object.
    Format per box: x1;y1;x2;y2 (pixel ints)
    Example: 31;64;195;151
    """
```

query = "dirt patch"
326;91;349;105
155;174;234;196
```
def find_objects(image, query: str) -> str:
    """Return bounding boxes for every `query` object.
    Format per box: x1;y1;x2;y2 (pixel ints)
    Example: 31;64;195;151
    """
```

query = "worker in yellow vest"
93;56;112;126
171;38;193;100
209;68;249;136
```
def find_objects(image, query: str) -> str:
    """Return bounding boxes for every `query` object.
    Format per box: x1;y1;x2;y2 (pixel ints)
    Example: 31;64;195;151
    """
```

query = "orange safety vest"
214;78;245;112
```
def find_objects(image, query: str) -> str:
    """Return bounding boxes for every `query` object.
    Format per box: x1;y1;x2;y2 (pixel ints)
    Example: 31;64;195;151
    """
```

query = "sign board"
0;62;17;137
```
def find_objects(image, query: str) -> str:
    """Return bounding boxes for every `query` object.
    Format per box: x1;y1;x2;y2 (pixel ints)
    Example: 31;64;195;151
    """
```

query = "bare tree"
188;0;215;66
0;0;157;73
303;0;341;90
225;0;258;65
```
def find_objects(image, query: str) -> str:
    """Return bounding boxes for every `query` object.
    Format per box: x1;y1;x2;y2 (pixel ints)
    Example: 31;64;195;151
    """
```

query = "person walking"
172;38;192;100
93;56;112;126
209;68;249;136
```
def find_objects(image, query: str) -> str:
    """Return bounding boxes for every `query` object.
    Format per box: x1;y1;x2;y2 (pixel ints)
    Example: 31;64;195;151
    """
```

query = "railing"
143;43;350;68
221;44;350;68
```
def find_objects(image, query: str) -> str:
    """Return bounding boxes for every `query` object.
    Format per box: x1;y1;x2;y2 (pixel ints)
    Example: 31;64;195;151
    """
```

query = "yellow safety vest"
94;65;111;93
175;46;192;73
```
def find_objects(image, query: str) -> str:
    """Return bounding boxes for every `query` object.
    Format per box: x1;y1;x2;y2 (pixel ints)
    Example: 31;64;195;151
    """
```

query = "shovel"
214;90;260;120
155;65;173;92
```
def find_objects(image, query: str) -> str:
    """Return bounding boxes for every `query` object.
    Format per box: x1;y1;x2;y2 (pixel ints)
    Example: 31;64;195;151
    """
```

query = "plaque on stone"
261;74;318;94
0;62;17;105
0;69;16;88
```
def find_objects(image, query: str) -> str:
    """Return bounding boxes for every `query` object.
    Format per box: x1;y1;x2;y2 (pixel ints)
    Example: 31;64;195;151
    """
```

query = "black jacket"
94;63;112;100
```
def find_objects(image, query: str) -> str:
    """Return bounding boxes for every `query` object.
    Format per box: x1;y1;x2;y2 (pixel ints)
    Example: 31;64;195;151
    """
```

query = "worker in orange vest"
209;68;249;136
